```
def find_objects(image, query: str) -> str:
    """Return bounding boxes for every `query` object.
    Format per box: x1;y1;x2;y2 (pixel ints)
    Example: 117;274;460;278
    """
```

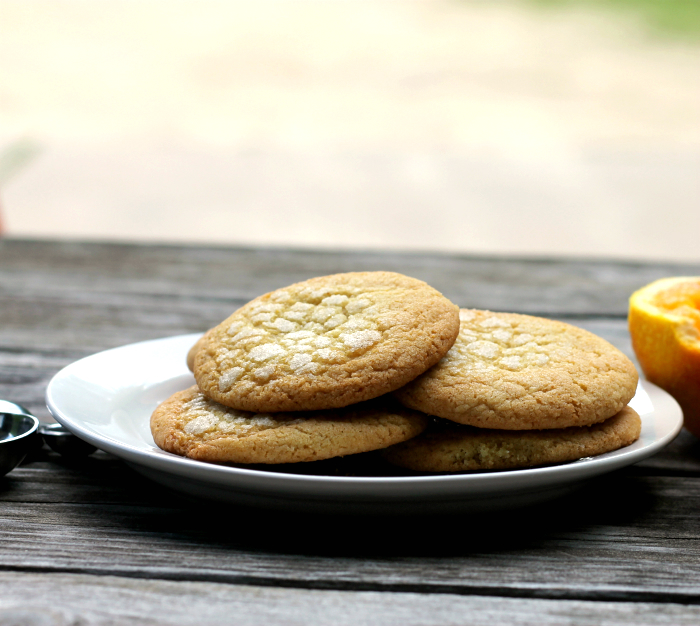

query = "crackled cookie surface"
151;386;428;464
382;405;641;472
193;272;460;412
395;309;638;430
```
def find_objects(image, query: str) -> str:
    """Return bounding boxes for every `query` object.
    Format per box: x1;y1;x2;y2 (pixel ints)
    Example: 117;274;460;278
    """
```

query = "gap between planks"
2;562;700;607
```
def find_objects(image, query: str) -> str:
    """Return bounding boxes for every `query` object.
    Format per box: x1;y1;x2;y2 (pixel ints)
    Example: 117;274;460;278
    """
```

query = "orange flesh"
651;283;700;334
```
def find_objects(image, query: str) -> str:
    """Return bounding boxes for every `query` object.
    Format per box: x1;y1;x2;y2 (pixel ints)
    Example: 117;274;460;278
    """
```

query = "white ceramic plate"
45;333;683;514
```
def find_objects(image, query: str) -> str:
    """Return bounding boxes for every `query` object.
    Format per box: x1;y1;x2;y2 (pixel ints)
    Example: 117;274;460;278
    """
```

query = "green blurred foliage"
531;0;700;39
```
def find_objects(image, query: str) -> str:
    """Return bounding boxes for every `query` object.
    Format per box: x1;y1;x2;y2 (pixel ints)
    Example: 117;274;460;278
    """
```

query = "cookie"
151;386;428;464
382;405;641;472
395;309;638;430
193;272;460;412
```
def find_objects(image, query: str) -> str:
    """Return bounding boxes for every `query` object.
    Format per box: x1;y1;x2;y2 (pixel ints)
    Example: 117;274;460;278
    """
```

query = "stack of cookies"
151;272;641;472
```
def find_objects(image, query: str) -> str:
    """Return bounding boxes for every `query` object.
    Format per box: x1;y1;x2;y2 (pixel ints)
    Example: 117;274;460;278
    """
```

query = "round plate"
45;333;683;514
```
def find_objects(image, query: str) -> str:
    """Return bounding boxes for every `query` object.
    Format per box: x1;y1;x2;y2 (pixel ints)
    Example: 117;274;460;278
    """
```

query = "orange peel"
628;277;700;437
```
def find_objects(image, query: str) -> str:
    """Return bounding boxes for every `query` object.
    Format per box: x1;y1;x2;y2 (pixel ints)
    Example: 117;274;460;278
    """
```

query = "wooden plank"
2;457;700;602
2;573;700;626
0;291;640;355
0;317;639;416
2;239;700;319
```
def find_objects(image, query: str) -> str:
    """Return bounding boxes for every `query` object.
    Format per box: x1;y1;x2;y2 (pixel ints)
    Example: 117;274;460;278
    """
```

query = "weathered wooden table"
2;239;700;625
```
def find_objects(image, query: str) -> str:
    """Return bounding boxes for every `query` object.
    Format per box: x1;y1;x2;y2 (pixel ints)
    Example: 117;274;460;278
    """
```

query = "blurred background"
0;0;698;261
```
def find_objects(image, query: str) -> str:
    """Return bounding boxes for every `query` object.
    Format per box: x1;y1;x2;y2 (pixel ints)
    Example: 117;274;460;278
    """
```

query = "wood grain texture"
0;573;700;626
1;453;700;602
2;238;700;322
1;573;700;626
2;238;700;619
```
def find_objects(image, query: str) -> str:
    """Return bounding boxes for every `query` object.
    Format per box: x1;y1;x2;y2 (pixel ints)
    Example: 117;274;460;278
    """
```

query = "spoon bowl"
0;410;40;477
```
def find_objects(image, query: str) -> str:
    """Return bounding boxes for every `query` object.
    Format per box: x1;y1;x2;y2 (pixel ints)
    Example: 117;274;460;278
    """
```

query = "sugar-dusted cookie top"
382;405;641;472
395;309;639;430
151;386;428;464
193;272;460;412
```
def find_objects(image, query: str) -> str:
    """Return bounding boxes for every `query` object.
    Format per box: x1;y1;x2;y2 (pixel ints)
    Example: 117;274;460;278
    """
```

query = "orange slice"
628;277;700;437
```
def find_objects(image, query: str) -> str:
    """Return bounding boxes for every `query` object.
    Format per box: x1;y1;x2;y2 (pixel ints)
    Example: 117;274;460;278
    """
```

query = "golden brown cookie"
382;405;641;472
151;386;428;464
193;272;460;412
395;309;638;430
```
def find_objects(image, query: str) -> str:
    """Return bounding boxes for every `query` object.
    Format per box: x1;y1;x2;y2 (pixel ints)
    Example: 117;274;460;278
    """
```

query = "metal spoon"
1;400;97;471
0;404;40;476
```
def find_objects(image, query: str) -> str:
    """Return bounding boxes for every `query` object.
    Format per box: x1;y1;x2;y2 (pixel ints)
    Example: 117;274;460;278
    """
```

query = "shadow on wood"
1;448;663;559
